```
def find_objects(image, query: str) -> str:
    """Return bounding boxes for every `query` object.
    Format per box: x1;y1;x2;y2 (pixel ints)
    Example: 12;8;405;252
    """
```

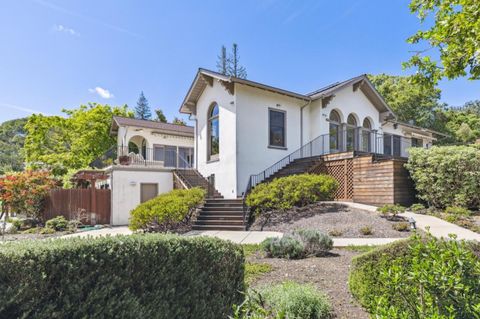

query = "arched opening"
128;135;147;159
346;113;358;151
208;103;219;160
361;118;372;152
329;110;342;151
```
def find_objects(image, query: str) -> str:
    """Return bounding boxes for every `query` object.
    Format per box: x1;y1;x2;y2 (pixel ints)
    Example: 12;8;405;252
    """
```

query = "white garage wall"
110;167;173;225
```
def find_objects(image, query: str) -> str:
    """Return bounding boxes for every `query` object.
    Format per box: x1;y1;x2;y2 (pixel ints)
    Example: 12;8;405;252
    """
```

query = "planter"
119;155;131;165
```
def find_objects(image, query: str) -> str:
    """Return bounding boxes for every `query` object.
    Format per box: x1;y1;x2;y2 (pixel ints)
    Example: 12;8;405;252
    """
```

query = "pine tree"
154;109;167;123
228;43;247;79
216;45;229;75
135;91;152;120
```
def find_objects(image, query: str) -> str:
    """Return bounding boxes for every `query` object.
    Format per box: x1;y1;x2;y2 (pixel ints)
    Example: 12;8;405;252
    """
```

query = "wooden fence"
43;188;111;225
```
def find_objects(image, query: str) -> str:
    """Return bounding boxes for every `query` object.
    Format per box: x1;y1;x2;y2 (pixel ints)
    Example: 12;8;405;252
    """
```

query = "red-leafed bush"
0;170;57;221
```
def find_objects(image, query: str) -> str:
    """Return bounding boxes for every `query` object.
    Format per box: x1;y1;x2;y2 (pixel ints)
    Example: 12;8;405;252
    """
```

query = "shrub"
39;227;56;234
262;236;304;259
0;234;244;318
232;282;333;319
359;226;373;235
377;204;406;218
246;174;338;228
328;228;343;237
349;234;480;317
444;205;472;217
0;170;57;221
45;216;68;231
392;222;410;232
409;203;426;213
10;218;22;230
129;187;205;231
262;229;332;259
405;146;480;208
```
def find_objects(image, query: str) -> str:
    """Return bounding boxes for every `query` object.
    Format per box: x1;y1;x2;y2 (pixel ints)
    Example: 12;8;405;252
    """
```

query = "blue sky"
0;0;479;124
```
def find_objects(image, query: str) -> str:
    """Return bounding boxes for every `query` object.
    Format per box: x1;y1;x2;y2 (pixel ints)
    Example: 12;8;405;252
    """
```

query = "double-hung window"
269;109;286;148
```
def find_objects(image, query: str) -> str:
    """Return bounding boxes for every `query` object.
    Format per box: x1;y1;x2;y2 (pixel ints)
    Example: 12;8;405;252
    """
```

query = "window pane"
269;110;285;147
393;136;401;157
347;127;356;151
329;123;339;150
210;118;219;156
384;134;392;155
164;146;177;167
153;146;164;162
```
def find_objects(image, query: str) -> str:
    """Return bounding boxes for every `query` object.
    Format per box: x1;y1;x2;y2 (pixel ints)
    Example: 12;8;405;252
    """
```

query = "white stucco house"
179;69;440;199
93;68;442;226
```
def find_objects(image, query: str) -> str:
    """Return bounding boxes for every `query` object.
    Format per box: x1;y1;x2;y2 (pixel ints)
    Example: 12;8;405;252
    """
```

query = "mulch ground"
250;202;412;238
248;248;370;319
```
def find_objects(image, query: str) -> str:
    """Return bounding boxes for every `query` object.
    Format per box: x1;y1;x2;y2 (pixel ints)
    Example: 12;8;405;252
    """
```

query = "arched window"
361;118;372;152
346;114;358;151
329;110;341;151
208;103;219;160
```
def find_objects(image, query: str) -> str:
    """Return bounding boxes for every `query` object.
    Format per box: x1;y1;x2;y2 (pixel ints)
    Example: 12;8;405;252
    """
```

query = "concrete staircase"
192;198;246;231
174;169;223;198
263;156;323;183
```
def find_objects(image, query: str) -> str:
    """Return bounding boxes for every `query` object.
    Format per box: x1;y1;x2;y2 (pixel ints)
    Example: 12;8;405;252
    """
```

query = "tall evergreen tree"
228;43;247;79
154;109;167;123
216;45;229;75
135;91;152;120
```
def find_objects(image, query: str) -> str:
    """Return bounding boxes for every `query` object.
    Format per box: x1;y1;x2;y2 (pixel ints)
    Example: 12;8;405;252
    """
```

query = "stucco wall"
110;167;173;225
235;84;305;195
195;80;237;198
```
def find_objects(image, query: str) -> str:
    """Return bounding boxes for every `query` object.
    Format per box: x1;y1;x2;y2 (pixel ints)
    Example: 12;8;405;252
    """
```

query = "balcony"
90;145;194;170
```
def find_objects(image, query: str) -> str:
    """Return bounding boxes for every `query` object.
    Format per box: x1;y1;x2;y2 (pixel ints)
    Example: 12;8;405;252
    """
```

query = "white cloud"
53;24;79;36
89;87;114;99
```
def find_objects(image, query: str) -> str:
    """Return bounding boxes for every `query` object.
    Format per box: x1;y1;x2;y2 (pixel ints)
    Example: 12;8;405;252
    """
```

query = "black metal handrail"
241;129;430;227
175;154;217;198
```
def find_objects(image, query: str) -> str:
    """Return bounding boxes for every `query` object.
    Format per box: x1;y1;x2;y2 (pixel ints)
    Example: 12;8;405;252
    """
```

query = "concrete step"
197;215;244;221
202;206;243;212
195;220;244;226
199;211;244;216
192;224;246;231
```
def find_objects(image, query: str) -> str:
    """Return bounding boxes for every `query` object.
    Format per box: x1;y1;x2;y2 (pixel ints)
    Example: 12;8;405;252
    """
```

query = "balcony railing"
90;146;194;169
245;129;429;193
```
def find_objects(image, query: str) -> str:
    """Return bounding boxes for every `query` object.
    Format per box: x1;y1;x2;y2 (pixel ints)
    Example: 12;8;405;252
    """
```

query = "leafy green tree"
368;74;441;127
24;103;132;175
456;122;476;143
134;91;151;120
405;0;480;87
172;117;187;126
154;108;167;123
0;118;28;174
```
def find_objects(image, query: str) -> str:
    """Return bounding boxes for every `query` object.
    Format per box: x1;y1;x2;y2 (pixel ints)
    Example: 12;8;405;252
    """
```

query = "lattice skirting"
309;158;354;201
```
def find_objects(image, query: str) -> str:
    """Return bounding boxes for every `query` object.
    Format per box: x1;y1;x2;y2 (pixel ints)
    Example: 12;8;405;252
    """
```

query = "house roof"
111;116;194;137
180;68;310;114
386;120;449;137
179;69;395;117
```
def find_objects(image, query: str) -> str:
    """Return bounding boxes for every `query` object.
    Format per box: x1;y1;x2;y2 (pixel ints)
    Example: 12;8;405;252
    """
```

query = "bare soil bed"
248;248;370;319
250;202;412;238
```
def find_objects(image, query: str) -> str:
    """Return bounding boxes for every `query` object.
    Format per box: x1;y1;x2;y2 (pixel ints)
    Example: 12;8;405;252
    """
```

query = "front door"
140;183;158;203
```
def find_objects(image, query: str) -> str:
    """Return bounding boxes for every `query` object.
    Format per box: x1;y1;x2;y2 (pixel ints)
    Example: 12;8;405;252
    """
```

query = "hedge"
405;145;480;208
129;187;205;231
0;234;244;319
349;235;480;317
247;173;337;213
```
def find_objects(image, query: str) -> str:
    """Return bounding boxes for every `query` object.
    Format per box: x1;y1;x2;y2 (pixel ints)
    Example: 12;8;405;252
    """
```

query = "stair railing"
175;155;218;198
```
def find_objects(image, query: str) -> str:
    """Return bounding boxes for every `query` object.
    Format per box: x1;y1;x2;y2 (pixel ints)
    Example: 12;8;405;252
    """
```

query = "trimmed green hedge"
129;187;205;231
405;145;480;208
349;235;480;317
0;234;244;318
246;173;337;217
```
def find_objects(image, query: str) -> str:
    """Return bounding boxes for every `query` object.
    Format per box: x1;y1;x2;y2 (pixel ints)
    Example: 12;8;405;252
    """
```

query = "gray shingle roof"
111;116;194;137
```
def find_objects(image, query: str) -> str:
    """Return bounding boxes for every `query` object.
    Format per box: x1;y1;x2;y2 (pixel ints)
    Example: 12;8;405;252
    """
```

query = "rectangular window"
269;109;286;148
383;134;392;155
393;135;401;157
411;137;423;148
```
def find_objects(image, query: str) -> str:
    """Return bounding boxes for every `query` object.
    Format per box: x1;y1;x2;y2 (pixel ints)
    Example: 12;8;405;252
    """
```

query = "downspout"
189;114;198;169
300;99;311;146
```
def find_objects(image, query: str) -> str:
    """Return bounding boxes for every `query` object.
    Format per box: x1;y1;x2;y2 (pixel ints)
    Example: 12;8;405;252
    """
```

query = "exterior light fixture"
408;217;416;230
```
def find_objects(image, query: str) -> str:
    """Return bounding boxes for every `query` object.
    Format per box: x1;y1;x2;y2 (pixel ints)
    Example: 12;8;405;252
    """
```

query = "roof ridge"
113;115;193;129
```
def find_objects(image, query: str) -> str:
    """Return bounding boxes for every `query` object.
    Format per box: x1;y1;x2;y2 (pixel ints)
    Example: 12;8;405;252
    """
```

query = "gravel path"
250;202;412;238
249;248;369;319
